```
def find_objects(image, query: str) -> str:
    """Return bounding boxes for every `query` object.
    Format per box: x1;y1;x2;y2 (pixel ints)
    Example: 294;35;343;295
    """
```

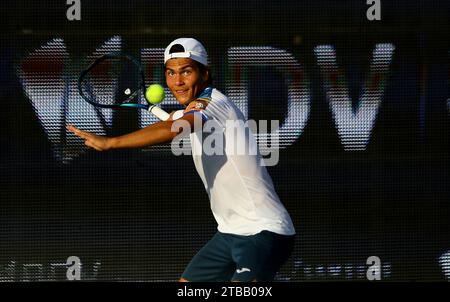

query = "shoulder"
210;88;228;102
194;87;229;104
208;89;244;121
185;88;238;124
207;88;233;111
189;87;232;112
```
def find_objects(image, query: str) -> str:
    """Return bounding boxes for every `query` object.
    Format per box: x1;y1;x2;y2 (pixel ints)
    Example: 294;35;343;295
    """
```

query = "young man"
67;38;295;281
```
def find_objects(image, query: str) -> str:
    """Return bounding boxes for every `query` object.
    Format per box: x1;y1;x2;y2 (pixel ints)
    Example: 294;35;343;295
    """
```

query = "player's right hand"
66;125;112;151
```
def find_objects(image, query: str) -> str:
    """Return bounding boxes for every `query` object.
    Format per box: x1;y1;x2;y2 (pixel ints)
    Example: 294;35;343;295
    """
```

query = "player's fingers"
76;131;90;139
68;125;93;139
66;124;80;133
85;140;93;148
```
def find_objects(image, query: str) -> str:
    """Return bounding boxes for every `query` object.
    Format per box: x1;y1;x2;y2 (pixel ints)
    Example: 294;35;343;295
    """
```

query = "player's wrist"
107;137;117;150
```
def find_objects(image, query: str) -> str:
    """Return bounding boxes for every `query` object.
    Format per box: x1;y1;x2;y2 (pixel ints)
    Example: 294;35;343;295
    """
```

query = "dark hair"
168;44;185;54
194;61;213;86
166;44;213;86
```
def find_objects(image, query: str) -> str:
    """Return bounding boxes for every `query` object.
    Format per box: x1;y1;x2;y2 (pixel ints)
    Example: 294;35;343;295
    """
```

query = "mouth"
175;89;189;96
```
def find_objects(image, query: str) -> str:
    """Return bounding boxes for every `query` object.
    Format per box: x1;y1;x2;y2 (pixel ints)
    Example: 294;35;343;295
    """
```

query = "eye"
167;70;174;76
182;70;192;76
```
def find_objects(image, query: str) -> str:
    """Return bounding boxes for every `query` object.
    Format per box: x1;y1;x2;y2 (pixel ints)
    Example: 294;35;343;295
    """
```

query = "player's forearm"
109;121;178;149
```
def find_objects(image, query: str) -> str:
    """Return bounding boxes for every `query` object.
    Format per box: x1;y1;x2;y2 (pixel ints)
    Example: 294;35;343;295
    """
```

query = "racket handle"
149;105;170;121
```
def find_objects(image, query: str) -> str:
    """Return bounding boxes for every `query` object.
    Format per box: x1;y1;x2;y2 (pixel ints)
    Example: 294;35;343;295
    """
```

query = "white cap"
164;38;208;66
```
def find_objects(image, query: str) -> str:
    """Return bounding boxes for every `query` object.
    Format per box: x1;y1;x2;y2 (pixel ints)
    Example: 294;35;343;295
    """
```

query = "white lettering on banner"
16;38;399;162
227;47;310;149
17;37;121;162
314;43;395;150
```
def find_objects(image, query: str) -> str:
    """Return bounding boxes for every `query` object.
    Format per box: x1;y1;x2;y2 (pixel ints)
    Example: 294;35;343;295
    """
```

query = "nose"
174;74;184;86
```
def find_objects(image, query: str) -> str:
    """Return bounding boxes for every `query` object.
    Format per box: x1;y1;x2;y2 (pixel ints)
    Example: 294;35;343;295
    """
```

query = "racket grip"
149;105;170;121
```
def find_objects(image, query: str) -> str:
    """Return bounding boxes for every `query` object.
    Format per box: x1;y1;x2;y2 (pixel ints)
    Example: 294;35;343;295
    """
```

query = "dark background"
0;0;449;281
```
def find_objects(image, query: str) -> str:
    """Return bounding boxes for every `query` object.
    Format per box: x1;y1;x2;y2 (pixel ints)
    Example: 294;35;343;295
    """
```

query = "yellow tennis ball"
145;84;165;105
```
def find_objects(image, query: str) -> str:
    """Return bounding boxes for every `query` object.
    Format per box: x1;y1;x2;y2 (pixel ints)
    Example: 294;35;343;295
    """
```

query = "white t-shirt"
188;88;296;236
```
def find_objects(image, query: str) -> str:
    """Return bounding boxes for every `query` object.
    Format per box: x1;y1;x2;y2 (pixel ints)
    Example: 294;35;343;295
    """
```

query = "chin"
180;98;194;106
178;99;189;106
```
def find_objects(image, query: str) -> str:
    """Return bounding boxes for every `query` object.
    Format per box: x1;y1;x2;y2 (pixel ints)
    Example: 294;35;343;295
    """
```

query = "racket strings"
79;56;144;107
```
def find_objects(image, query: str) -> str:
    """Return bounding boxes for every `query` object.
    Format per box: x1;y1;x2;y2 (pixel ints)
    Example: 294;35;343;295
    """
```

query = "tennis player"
67;38;296;282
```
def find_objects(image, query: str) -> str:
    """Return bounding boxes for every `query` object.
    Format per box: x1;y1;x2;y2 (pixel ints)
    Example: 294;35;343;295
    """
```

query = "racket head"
78;52;148;109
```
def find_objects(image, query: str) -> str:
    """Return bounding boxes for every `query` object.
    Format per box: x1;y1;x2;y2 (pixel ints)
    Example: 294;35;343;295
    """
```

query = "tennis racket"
77;52;170;121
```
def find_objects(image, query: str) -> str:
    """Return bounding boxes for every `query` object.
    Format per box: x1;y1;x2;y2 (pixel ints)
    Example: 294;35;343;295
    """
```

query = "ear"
201;69;210;82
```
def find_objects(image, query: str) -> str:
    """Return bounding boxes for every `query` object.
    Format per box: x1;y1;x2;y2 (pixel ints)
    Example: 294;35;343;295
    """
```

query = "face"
165;58;208;106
